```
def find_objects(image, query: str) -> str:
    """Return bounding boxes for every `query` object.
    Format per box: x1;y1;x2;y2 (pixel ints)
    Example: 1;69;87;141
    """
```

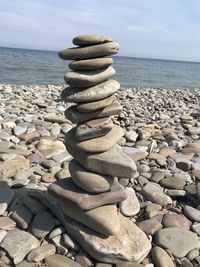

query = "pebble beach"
0;83;200;266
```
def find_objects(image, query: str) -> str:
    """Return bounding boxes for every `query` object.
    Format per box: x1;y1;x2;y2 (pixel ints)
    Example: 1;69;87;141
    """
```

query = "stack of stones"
48;35;151;263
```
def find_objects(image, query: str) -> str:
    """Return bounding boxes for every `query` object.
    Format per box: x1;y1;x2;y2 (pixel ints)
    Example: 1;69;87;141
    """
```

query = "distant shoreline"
1;46;200;64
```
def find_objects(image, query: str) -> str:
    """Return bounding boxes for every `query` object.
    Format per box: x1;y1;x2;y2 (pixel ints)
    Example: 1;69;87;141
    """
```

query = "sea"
0;46;200;89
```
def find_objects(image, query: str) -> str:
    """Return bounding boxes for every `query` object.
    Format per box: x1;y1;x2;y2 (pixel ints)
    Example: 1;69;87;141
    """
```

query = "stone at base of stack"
48;34;151;263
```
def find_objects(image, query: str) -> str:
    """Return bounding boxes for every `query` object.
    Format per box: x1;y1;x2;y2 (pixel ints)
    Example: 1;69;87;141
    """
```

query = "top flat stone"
73;34;113;45
58;42;119;60
61;80;120;103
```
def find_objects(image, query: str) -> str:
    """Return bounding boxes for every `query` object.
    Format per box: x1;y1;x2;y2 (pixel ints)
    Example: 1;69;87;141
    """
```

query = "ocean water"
0;46;200;89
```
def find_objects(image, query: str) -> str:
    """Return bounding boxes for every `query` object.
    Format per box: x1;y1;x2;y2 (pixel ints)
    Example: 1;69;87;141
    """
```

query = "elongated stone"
64;66;115;87
59;42;119;60
75;117;113;141
45;254;83;267
69;160;113;193
61;80;120;103
151;246;175;267
66;144;137;178
48;178;127;211
61;201;120;236
65;102;122;124
77;95;116;112
73;34;113;45
66;124;124;153
69;58;113;71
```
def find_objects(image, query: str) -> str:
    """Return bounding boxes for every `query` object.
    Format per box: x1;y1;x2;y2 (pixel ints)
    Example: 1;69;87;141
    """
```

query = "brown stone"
48;178;127;211
69;160;113;193
162;212;191;230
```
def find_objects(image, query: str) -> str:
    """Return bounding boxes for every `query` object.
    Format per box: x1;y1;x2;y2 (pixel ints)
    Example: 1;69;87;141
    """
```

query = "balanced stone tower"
48;35;151;264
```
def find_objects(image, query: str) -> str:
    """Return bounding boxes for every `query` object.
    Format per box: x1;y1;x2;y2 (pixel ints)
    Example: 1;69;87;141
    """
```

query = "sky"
0;0;200;62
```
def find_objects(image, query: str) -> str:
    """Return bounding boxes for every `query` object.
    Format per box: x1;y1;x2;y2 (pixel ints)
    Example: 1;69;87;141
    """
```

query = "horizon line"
1;45;200;64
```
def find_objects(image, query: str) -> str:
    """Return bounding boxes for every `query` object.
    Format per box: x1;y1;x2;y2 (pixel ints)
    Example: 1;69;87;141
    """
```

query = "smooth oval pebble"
73;34;113;45
77;95;116;113
162;212;191;230
159;177;185;190
69;160;112;193
65;124;124;153
27;244;56;262
120;187;140;216
75;117;113;141
61;79;120;103
59;42;119;60
65;102;122;124
151;246;175;267
45;254;83;267
183;205;200;222
69;57;113;71
64;66;115;87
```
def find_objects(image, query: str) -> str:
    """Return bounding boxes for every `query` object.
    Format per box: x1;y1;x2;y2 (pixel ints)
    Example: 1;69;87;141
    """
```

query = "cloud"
0;0;200;61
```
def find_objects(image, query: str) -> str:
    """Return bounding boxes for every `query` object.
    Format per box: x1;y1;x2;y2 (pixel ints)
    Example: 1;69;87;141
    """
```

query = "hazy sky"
0;0;200;61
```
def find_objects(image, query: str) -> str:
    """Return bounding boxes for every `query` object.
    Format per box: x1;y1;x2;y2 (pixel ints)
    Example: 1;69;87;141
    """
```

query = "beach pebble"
120;187;140;216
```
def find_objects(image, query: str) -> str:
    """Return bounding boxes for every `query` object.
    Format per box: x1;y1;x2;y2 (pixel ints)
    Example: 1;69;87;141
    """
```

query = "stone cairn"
48;34;151;263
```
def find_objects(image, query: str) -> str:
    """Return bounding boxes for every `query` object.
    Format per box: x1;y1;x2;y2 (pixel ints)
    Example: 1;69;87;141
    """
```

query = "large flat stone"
64;66;115;87
61;201;120;236
61;80;120;103
66;144;137;178
73;34;113;45
155;227;200;258
77;95;116;112
48;178;126;211
62;213;151;264
69;57;113;71
65;102;122;124
59;42;119;60
66;124;123;153
69;160;113;193
75;117;113;141
1;229;40;264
